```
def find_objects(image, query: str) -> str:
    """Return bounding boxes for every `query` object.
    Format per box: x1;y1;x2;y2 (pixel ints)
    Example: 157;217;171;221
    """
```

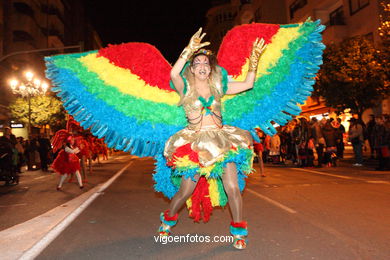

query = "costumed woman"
44;20;325;252
51;132;84;190
158;28;267;249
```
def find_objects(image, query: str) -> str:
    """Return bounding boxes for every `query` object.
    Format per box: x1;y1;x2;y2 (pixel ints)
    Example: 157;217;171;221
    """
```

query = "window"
13;2;34;17
349;0;369;15
329;6;345;25
255;7;262;21
13;30;34;42
289;0;308;19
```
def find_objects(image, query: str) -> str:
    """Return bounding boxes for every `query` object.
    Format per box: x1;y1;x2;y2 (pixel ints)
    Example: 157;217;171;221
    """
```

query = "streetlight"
9;71;49;136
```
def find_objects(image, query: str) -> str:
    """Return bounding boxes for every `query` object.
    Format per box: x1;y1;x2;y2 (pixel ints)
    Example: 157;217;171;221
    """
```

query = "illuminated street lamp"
9;71;49;135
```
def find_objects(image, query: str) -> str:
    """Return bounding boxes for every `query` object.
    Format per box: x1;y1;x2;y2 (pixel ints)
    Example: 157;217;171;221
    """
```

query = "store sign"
11;123;24;128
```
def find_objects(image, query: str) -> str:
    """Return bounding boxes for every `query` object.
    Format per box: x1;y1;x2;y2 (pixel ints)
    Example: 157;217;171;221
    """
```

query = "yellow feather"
79;54;179;105
221;26;302;102
208;179;221;207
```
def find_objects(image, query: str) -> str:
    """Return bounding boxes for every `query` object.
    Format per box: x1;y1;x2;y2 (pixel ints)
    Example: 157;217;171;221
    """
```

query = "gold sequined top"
181;80;224;130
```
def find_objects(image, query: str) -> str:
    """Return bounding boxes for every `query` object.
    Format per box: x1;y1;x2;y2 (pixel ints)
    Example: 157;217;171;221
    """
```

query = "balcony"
11;13;38;37
41;27;65;46
41;3;64;20
48;35;64;48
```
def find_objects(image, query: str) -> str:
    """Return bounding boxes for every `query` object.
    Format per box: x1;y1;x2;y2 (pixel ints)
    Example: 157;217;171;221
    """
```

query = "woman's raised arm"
170;28;210;96
226;38;267;95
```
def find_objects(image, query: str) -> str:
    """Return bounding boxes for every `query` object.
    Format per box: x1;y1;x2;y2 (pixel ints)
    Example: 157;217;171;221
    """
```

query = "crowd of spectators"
254;115;390;171
0;127;111;186
0;128;53;185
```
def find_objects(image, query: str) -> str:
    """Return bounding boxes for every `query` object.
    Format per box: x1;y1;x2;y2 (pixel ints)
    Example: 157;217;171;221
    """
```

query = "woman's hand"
226;38;267;94
248;38;267;72
180;28;210;60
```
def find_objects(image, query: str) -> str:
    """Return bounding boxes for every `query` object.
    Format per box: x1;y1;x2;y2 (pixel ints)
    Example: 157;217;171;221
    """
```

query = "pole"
0;45;82;63
28;93;31;137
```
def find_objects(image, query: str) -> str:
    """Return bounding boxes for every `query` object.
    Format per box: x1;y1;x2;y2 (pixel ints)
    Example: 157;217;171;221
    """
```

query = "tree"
9;95;66;131
378;1;389;43
314;36;389;119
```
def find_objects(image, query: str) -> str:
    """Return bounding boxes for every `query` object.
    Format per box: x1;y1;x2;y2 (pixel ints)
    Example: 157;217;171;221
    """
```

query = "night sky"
85;0;213;63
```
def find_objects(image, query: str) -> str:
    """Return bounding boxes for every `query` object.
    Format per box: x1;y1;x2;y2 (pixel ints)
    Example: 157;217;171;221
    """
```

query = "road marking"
293;168;354;180
34;176;49;180
246;188;297;214
293;168;390;184
19;159;134;260
0;203;27;208
366;180;390;184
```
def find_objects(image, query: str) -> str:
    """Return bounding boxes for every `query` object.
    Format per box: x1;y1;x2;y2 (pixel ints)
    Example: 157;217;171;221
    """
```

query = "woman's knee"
178;176;199;196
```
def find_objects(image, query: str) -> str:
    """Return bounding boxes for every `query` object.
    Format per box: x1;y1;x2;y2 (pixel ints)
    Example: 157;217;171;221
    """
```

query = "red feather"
230;221;248;229
217;23;280;76
98;42;173;91
189;177;213;223
51;129;71;154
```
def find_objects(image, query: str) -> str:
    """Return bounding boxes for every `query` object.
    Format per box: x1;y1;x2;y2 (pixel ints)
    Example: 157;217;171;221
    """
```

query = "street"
1;153;389;260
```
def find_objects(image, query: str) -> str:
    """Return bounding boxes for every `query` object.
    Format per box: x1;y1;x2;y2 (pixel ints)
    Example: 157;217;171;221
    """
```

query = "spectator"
348;118;364;166
38;134;51;172
322;119;338;167
263;134;271;163
306;137;315;167
289;119;300;164
15;137;25;173
0;127;18;184
25;135;40;171
253;128;265;177
372;116;389;171
279;126;289;164
366;114;376;159
310;117;325;167
331;118;345;159
269;133;281;164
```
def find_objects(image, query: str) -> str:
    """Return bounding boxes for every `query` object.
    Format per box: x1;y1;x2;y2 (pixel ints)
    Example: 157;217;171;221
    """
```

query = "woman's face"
191;55;211;81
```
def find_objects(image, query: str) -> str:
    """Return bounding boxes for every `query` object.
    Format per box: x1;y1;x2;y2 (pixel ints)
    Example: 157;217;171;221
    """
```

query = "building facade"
205;0;287;53
0;0;102;137
286;0;387;122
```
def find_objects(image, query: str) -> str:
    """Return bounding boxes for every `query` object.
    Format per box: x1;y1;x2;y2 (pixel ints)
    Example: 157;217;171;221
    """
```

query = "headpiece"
193;49;213;57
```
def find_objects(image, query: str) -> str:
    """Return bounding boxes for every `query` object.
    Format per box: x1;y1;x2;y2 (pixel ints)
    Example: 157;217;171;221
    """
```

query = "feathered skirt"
154;125;254;222
52;150;81;175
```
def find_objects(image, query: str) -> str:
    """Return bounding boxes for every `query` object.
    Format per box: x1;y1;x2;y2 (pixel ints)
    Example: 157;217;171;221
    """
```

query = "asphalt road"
0;153;128;231
18;154;388;260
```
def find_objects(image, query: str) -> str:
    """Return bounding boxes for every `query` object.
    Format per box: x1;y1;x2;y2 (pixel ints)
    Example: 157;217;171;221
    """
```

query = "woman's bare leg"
222;163;242;222
168;175;199;217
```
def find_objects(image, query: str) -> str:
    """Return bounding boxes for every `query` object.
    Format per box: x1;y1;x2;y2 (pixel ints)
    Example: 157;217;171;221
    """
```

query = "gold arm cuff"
248;60;259;72
180;48;193;60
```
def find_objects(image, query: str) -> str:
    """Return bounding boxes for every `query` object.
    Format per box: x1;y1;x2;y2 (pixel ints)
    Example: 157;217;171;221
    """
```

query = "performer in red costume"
52;134;84;190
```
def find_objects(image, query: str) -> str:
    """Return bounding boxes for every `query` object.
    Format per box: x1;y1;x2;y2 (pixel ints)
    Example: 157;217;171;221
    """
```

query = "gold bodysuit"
164;76;253;167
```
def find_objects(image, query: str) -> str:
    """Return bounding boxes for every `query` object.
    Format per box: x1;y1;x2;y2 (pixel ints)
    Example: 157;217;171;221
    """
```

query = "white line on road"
19;160;134;260
293;168;390;184
366;180;390;184
293;168;354;180
246;188;297;214
34;176;49;180
0;203;27;208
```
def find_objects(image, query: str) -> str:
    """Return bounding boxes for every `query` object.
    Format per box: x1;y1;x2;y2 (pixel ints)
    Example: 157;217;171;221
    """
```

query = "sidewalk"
334;145;389;175
262;145;390;178
0;153;132;260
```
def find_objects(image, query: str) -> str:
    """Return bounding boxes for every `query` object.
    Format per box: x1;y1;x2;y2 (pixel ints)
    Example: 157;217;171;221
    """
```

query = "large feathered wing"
45;20;324;158
218;19;325;136
45;43;185;157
